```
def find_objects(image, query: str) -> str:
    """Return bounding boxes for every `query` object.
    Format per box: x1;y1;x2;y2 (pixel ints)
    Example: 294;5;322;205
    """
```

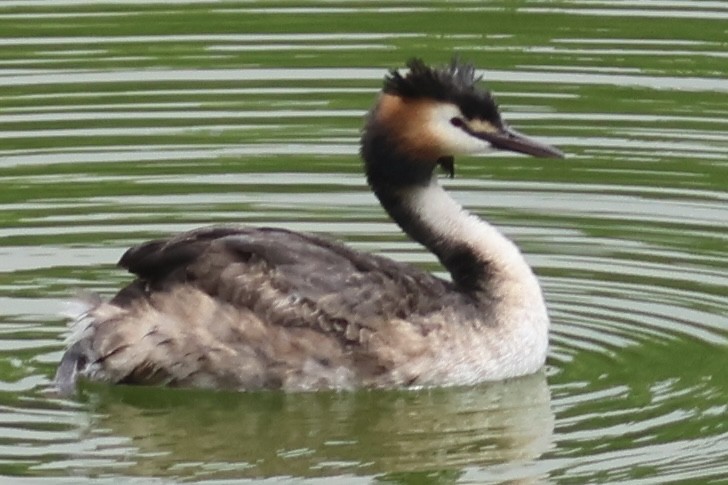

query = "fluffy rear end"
54;288;242;393
54;296;102;394
54;341;90;395
54;285;358;393
55;295;150;394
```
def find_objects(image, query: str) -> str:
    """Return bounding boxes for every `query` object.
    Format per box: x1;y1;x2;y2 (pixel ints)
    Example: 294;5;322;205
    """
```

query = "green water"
1;1;726;483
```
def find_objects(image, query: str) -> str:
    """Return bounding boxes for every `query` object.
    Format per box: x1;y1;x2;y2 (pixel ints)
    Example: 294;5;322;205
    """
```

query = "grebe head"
363;58;563;184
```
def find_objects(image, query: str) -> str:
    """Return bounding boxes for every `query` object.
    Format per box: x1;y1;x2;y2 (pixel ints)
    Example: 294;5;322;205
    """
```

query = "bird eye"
450;117;464;128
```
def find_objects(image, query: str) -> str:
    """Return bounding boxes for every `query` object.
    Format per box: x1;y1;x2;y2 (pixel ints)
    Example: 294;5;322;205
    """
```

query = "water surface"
0;1;726;483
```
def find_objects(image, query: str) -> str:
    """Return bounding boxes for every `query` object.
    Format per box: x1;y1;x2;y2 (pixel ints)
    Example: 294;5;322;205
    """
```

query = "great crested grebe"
55;58;564;394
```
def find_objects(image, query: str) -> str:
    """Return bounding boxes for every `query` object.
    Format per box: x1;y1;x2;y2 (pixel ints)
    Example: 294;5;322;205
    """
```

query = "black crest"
383;58;501;123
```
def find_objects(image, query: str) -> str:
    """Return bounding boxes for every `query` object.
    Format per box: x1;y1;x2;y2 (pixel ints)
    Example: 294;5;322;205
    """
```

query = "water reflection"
62;373;552;480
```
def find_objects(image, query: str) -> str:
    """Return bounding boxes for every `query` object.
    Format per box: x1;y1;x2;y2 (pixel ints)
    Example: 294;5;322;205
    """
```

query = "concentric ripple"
0;1;726;483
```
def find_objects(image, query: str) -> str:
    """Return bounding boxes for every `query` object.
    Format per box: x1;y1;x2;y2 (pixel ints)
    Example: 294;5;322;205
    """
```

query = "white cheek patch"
427;104;494;155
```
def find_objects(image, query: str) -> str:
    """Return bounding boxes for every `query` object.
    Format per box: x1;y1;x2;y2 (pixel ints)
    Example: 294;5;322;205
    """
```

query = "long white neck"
398;179;543;301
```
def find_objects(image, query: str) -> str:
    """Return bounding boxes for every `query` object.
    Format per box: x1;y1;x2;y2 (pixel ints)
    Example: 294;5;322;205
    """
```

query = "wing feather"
118;225;455;326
